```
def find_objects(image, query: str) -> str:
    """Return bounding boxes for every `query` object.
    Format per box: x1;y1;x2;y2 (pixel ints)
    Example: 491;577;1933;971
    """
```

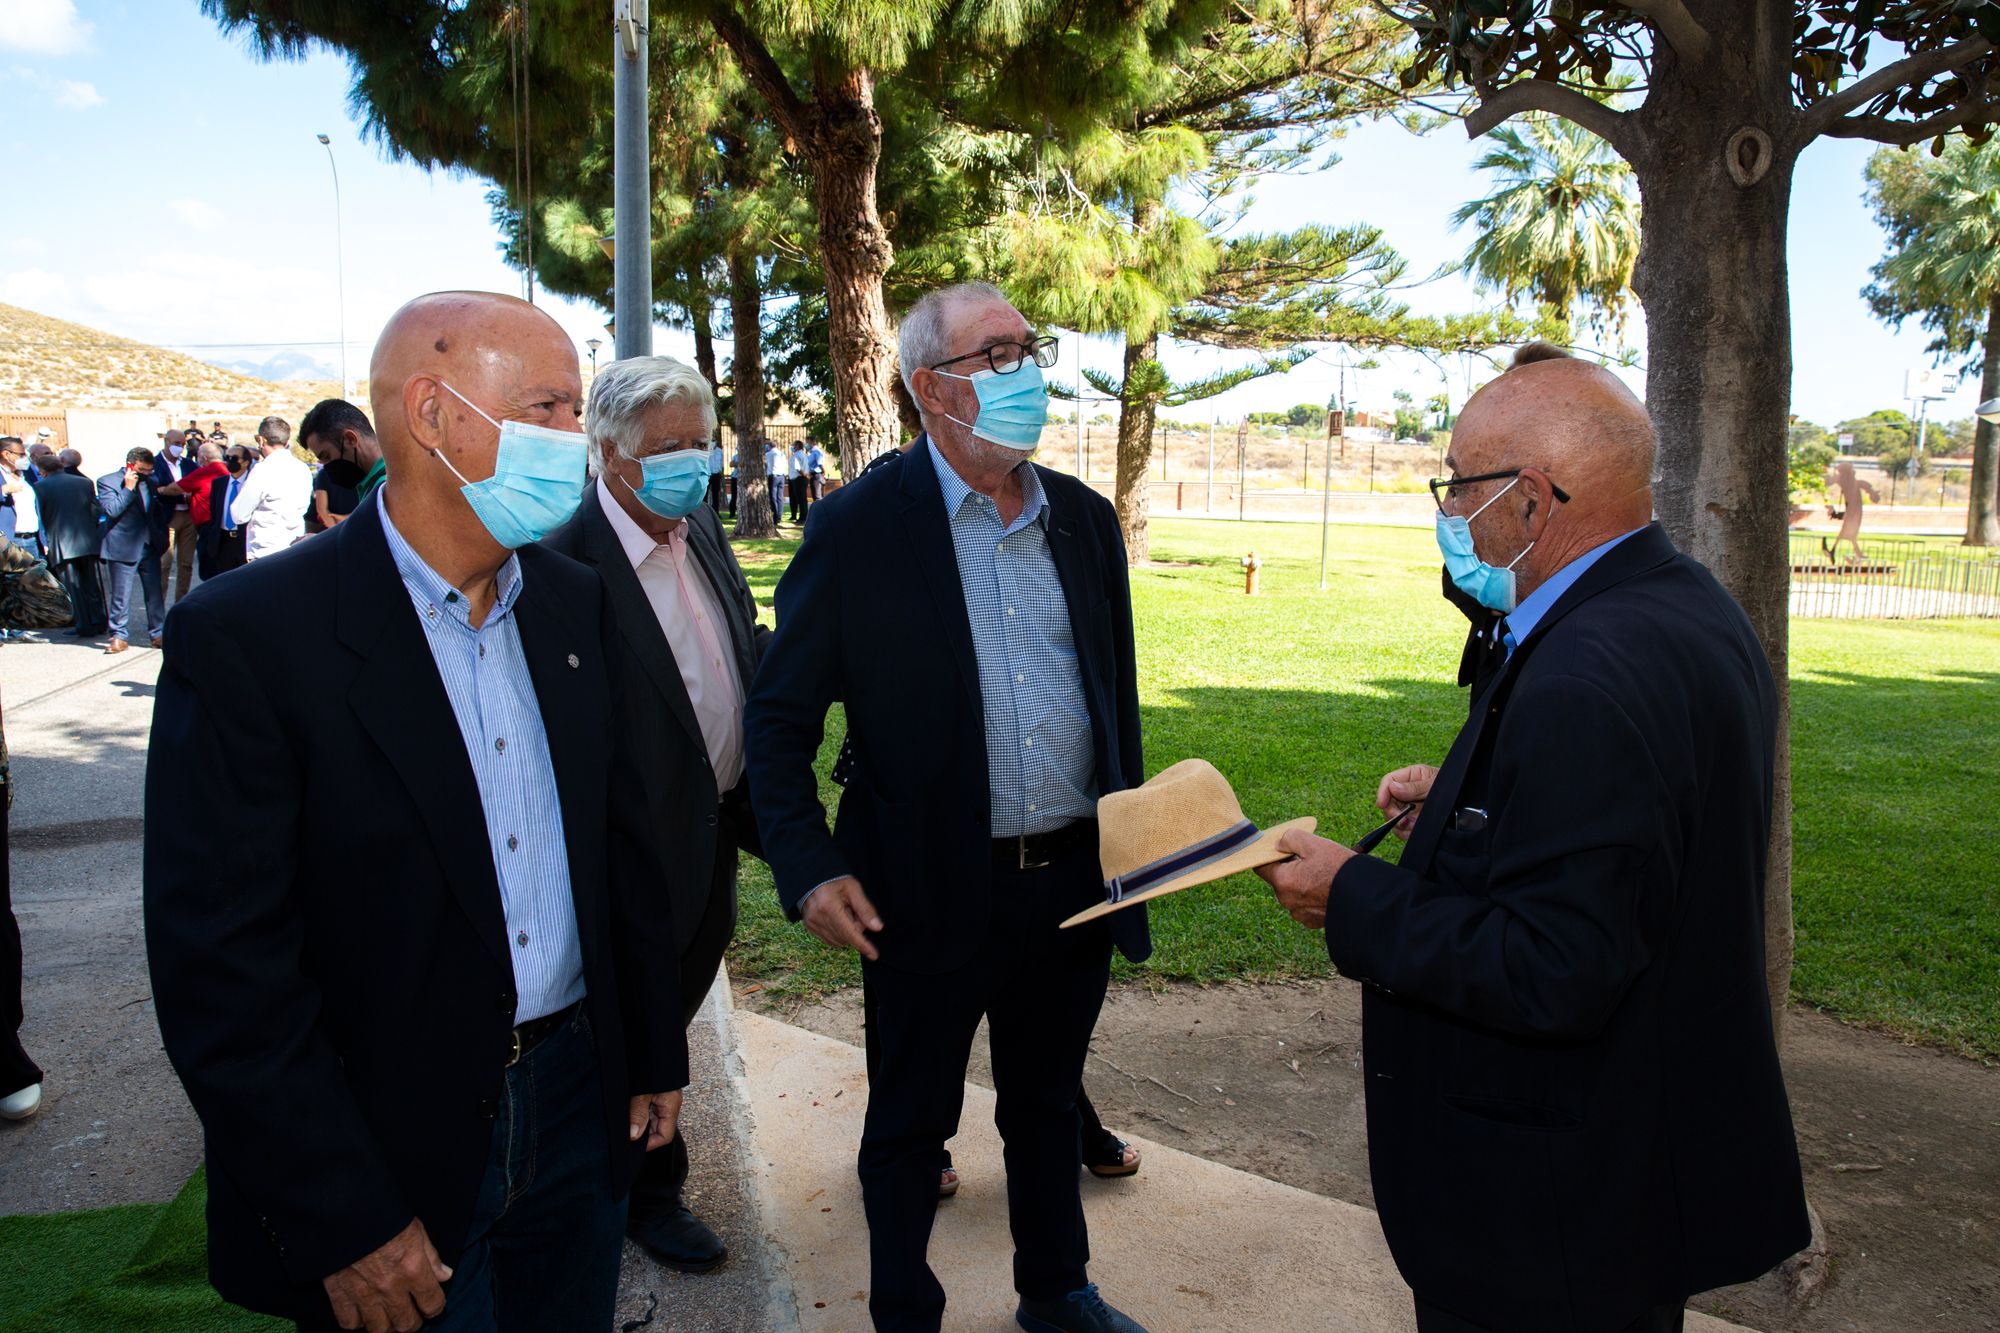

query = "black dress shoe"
627;1204;727;1273
1017;1285;1147;1332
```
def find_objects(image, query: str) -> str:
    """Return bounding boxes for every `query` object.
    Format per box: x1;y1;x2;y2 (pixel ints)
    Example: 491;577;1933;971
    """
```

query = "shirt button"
479;644;486;658
1027;803;1037;813
495;737;506;753
1005;606;1015;616
507;835;518;852
1015;673;1024;683
446;591;459;604
516;930;529;948
1023;737;1033;748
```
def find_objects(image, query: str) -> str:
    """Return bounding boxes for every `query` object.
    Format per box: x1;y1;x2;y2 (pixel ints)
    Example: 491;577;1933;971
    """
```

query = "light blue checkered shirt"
380;499;585;1022
929;440;1097;837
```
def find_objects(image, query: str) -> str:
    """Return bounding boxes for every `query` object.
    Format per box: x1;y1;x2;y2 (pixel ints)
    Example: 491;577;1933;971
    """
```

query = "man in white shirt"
228;416;313;560
763;440;783;528
542;354;768;1278
806;442;827;503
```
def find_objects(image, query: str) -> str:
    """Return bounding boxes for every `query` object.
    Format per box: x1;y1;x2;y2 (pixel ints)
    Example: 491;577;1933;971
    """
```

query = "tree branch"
1618;0;1710;64
704;7;813;145
1465;79;1631;155
1822;95;1994;146
1796;36;1993;143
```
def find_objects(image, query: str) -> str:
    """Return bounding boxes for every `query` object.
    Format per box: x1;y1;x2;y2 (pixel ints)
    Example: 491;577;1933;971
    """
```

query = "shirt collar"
379;489;524;628
597;473;670;570
926;436;1046;535
1504;525;1646;653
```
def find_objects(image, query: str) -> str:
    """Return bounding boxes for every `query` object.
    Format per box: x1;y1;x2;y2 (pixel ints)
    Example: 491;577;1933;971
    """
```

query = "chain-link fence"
1790;533;2000;619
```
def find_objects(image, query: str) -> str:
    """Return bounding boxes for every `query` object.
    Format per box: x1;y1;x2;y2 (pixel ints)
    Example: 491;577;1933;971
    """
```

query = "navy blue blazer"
744;442;1150;972
95;469;169;563
1330;525;1810;1329
34;472;100;564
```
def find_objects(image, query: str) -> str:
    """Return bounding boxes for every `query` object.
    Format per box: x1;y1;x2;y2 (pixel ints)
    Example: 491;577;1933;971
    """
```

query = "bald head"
1442;355;1656;601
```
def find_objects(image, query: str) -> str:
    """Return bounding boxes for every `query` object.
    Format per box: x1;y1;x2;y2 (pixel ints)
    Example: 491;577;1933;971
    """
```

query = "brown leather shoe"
150;637;162;650
104;638;129;654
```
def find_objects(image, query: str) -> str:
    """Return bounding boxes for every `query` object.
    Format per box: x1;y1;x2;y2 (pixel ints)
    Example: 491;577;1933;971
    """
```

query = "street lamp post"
586;337;603;376
315;134;350;400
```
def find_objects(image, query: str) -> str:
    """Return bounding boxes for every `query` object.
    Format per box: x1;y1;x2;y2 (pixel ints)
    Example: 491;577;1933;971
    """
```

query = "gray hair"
257;415;292;447
585;355;717;474
198;441;224;463
897;282;1011;399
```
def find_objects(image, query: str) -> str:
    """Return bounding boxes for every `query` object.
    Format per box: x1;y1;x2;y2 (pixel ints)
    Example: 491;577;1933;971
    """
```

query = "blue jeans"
428;1006;627;1332
103;556;166;642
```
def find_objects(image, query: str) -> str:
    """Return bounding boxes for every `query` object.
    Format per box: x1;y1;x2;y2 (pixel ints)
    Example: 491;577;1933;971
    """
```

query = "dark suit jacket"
1330;525;1809;1331
34;472;100;564
95;470;168;563
143;494;686;1321
196;474;245;577
542;485;768;1016
745;439;1150;972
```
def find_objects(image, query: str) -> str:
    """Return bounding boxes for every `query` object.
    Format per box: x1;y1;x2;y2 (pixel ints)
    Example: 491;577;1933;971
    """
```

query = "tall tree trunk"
690;285;719;389
1966;293;2000;546
1634;1;1799;1045
1113;331;1159;565
805;66;900;481
730;249;773;539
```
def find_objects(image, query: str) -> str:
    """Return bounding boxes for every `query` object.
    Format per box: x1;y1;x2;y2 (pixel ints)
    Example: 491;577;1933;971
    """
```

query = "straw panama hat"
1061;758;1316;928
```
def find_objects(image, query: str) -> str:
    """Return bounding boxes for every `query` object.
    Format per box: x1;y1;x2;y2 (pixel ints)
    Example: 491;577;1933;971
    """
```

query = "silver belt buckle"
505;1027;523;1069
1018;835;1050;871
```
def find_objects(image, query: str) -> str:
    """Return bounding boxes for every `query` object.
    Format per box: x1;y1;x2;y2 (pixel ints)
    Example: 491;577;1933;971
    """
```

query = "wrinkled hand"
322;1217;451;1333
1255;828;1355;931
1375;764;1439;841
629;1089;683;1151
803;876;883;961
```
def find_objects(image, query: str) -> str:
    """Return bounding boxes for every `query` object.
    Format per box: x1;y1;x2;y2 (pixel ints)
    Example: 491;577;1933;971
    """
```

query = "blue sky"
0;0;1980;430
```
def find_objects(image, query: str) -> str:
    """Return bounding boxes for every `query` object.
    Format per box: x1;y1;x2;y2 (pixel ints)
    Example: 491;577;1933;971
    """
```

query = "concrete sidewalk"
735;1011;1757;1333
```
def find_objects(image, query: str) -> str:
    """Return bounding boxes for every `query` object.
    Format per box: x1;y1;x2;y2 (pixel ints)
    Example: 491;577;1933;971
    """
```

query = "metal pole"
316;135;349;400
1075;348;1083;476
1318;430;1333;590
1206;413;1215;512
1237;419;1246;522
613;0;652;360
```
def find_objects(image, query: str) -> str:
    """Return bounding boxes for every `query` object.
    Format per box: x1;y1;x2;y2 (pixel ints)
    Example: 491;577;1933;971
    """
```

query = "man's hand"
122;468;139;490
1375;764;1439;841
1256;828;1356;931
802;876;883;961
321;1217;451;1333
629;1089;683;1151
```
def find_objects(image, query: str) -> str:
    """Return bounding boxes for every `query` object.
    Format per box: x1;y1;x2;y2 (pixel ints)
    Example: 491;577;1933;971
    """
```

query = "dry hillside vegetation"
0;302;350;427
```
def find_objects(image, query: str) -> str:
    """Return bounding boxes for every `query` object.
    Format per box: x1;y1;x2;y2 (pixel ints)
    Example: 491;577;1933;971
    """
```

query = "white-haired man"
746;283;1151;1333
542;355;767;1276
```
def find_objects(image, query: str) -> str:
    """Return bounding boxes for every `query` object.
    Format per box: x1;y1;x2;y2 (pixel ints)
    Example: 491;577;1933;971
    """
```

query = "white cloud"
0;267;70;309
166;198;223;231
52;77;99;109
0;0;93;56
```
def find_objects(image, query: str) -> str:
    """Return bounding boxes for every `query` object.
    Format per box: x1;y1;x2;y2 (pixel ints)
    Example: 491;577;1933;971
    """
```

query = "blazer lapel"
511;552;609;945
577;489;707;755
335;497;510;969
897;439;982;711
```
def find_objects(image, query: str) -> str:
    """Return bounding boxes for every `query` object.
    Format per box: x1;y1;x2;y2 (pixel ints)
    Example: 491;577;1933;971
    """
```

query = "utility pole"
1206;412;1216;512
612;0;651;359
1237;418;1248;522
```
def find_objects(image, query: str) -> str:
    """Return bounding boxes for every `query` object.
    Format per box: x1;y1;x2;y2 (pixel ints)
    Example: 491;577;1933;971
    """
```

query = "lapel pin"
566;653;580;669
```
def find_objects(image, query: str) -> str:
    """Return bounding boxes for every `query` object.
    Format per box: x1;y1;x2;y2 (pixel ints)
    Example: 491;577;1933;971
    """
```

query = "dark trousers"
297;1008;627;1332
787;475;806;522
1413;1297;1686;1333
52;558;105;635
199;526;247;582
766;478;781;527
725;476;737;517
1;802;42;1099
858;845;1112;1331
706;473;724;511
103;554;166;643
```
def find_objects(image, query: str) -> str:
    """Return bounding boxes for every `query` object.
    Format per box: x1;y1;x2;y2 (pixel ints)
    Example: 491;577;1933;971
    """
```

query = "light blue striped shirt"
380;498;585;1022
929;439;1097;837
1501;527;1646;657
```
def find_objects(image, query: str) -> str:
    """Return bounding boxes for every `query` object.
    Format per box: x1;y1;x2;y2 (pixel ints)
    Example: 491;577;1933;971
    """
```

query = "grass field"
726;515;2000;1060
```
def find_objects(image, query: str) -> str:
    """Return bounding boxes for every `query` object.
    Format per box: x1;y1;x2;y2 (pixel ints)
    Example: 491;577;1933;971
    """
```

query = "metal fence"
1789;533;2000;619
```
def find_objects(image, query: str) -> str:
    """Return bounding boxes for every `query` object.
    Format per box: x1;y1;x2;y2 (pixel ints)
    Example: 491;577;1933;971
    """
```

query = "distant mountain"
210;350;340;383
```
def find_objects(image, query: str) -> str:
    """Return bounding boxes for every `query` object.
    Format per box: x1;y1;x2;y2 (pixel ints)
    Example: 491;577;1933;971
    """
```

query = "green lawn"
727;516;2000;1060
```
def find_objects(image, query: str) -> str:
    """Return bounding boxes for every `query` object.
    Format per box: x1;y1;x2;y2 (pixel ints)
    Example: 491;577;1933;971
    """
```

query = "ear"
404;376;446;454
909;366;949;416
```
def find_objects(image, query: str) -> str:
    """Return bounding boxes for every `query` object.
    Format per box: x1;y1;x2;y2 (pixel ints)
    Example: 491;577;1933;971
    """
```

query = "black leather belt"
506;1000;580;1068
992;819;1097;871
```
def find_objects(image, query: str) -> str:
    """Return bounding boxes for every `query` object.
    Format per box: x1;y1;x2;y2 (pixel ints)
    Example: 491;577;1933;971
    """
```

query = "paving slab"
736;1010;1759;1333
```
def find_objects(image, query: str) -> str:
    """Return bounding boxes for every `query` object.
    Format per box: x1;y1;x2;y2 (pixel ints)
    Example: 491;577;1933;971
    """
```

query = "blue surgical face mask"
1436;476;1533;613
434;382;586;548
620;447;709;519
935;360;1050;452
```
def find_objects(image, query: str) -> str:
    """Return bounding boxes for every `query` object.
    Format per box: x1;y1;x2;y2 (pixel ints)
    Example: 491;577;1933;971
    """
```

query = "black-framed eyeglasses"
928;335;1059;377
1429;467;1571;515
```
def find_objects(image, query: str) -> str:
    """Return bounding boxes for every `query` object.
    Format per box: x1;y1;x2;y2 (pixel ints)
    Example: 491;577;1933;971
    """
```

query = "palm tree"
1453;115;1639;342
1864;140;2000;547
